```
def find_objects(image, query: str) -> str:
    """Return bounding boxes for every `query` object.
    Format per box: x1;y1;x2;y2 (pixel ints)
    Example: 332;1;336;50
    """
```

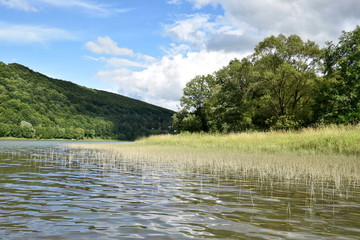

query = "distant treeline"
0;63;174;140
173;26;360;133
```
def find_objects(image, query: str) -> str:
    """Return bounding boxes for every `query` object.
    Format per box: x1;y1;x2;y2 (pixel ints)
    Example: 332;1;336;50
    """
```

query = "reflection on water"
0;140;360;239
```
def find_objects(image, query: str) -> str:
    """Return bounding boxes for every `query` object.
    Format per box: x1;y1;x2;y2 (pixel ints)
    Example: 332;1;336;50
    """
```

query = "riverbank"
68;124;360;188
138;124;360;155
0;137;120;141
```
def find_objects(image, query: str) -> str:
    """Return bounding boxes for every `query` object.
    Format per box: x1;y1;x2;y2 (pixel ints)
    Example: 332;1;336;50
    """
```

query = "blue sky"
1;0;359;110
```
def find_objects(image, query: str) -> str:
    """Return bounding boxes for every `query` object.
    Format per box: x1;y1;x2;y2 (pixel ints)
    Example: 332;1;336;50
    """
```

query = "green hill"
0;62;174;140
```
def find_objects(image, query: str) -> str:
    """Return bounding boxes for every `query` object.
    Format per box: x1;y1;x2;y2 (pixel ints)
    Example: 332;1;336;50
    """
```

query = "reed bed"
68;125;360;188
136;124;360;156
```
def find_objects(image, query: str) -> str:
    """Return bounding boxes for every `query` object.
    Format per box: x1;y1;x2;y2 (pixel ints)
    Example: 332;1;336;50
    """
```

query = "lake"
1;140;359;239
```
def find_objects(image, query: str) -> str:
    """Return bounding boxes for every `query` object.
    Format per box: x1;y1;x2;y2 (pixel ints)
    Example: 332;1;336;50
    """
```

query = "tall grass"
137;124;360;156
68;125;360;188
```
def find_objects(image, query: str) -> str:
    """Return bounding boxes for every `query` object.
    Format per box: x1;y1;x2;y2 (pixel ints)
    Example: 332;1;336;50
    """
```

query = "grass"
136;124;360;155
68;124;360;188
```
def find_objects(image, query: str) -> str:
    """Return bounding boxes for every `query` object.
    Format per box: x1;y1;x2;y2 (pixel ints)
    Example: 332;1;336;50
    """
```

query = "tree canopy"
0;63;174;140
173;26;359;133
315;26;360;124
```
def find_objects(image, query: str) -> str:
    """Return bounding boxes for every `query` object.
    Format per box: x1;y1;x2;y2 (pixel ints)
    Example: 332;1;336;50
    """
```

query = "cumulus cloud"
163;14;214;49
184;0;360;44
96;50;240;110
0;22;75;43
85;36;134;56
85;36;157;63
91;0;359;110
163;13;257;53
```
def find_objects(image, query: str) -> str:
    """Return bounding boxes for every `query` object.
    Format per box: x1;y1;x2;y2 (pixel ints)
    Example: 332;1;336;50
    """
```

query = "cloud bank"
96;50;239;110
88;0;359;110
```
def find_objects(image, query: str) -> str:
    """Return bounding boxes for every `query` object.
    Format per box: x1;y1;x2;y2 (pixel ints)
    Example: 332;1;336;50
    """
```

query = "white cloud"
167;0;216;9
0;0;131;16
163;13;256;53
86;20;251;110
93;0;360;111
85;56;150;68
0;22;75;43
163;14;213;49
85;36;134;56
0;0;38;11
85;36;158;70
39;0;131;16
96;50;241;110
104;57;148;68
166;0;360;49
160;43;192;57
184;0;360;44
167;0;182;5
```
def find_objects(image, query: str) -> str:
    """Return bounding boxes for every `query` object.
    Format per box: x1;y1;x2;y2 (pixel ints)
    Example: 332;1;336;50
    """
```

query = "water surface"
0;140;359;239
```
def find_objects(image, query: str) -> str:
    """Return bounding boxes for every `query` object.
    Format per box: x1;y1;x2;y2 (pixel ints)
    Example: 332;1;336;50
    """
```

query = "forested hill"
0;62;174;140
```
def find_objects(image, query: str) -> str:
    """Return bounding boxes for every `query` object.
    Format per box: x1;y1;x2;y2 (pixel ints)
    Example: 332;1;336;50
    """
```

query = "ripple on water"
0;141;360;239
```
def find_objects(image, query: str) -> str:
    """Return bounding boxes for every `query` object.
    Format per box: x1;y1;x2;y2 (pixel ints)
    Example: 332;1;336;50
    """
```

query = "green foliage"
173;27;359;133
173;75;214;132
180;114;203;132
250;34;322;129
180;74;213;111
0;123;11;137
315;26;360;124
0;63;174;140
206;58;254;132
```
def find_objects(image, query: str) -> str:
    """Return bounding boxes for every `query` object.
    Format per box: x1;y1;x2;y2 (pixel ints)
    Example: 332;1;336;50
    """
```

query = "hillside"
0;62;174;140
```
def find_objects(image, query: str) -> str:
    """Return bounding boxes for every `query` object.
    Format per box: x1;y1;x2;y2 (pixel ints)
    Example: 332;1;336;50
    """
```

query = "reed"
136;124;360;155
67;124;360;188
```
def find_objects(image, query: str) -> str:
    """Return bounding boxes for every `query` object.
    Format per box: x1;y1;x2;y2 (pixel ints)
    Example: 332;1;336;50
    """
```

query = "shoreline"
0;137;122;142
67;124;360;188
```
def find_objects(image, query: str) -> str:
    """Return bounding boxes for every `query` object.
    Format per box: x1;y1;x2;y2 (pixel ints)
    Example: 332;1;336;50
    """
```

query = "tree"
0;123;11;137
206;58;254;132
74;128;85;140
172;31;359;133
250;34;323;129
20;121;35;138
0;62;174;140
315;26;360;124
173;75;214;132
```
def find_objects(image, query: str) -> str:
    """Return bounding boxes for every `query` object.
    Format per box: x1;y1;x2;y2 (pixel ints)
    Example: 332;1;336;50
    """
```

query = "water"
1;140;360;239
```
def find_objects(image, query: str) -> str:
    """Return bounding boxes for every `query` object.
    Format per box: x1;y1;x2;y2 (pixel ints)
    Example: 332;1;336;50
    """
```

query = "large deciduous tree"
172;75;214;132
206;58;254;132
250;34;323;129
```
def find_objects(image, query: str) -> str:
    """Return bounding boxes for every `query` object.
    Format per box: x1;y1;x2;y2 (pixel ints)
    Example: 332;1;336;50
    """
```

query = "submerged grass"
68;124;360;188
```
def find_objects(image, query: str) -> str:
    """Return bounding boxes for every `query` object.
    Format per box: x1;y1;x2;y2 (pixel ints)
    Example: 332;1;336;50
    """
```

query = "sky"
0;0;359;111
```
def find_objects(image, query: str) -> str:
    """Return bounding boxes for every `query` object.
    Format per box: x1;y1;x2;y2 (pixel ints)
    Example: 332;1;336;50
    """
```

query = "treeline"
0;63;174;140
173;26;359;133
0;121;88;140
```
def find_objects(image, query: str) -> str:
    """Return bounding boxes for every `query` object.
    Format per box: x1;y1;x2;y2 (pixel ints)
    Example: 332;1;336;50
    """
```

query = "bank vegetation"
69;124;360;189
